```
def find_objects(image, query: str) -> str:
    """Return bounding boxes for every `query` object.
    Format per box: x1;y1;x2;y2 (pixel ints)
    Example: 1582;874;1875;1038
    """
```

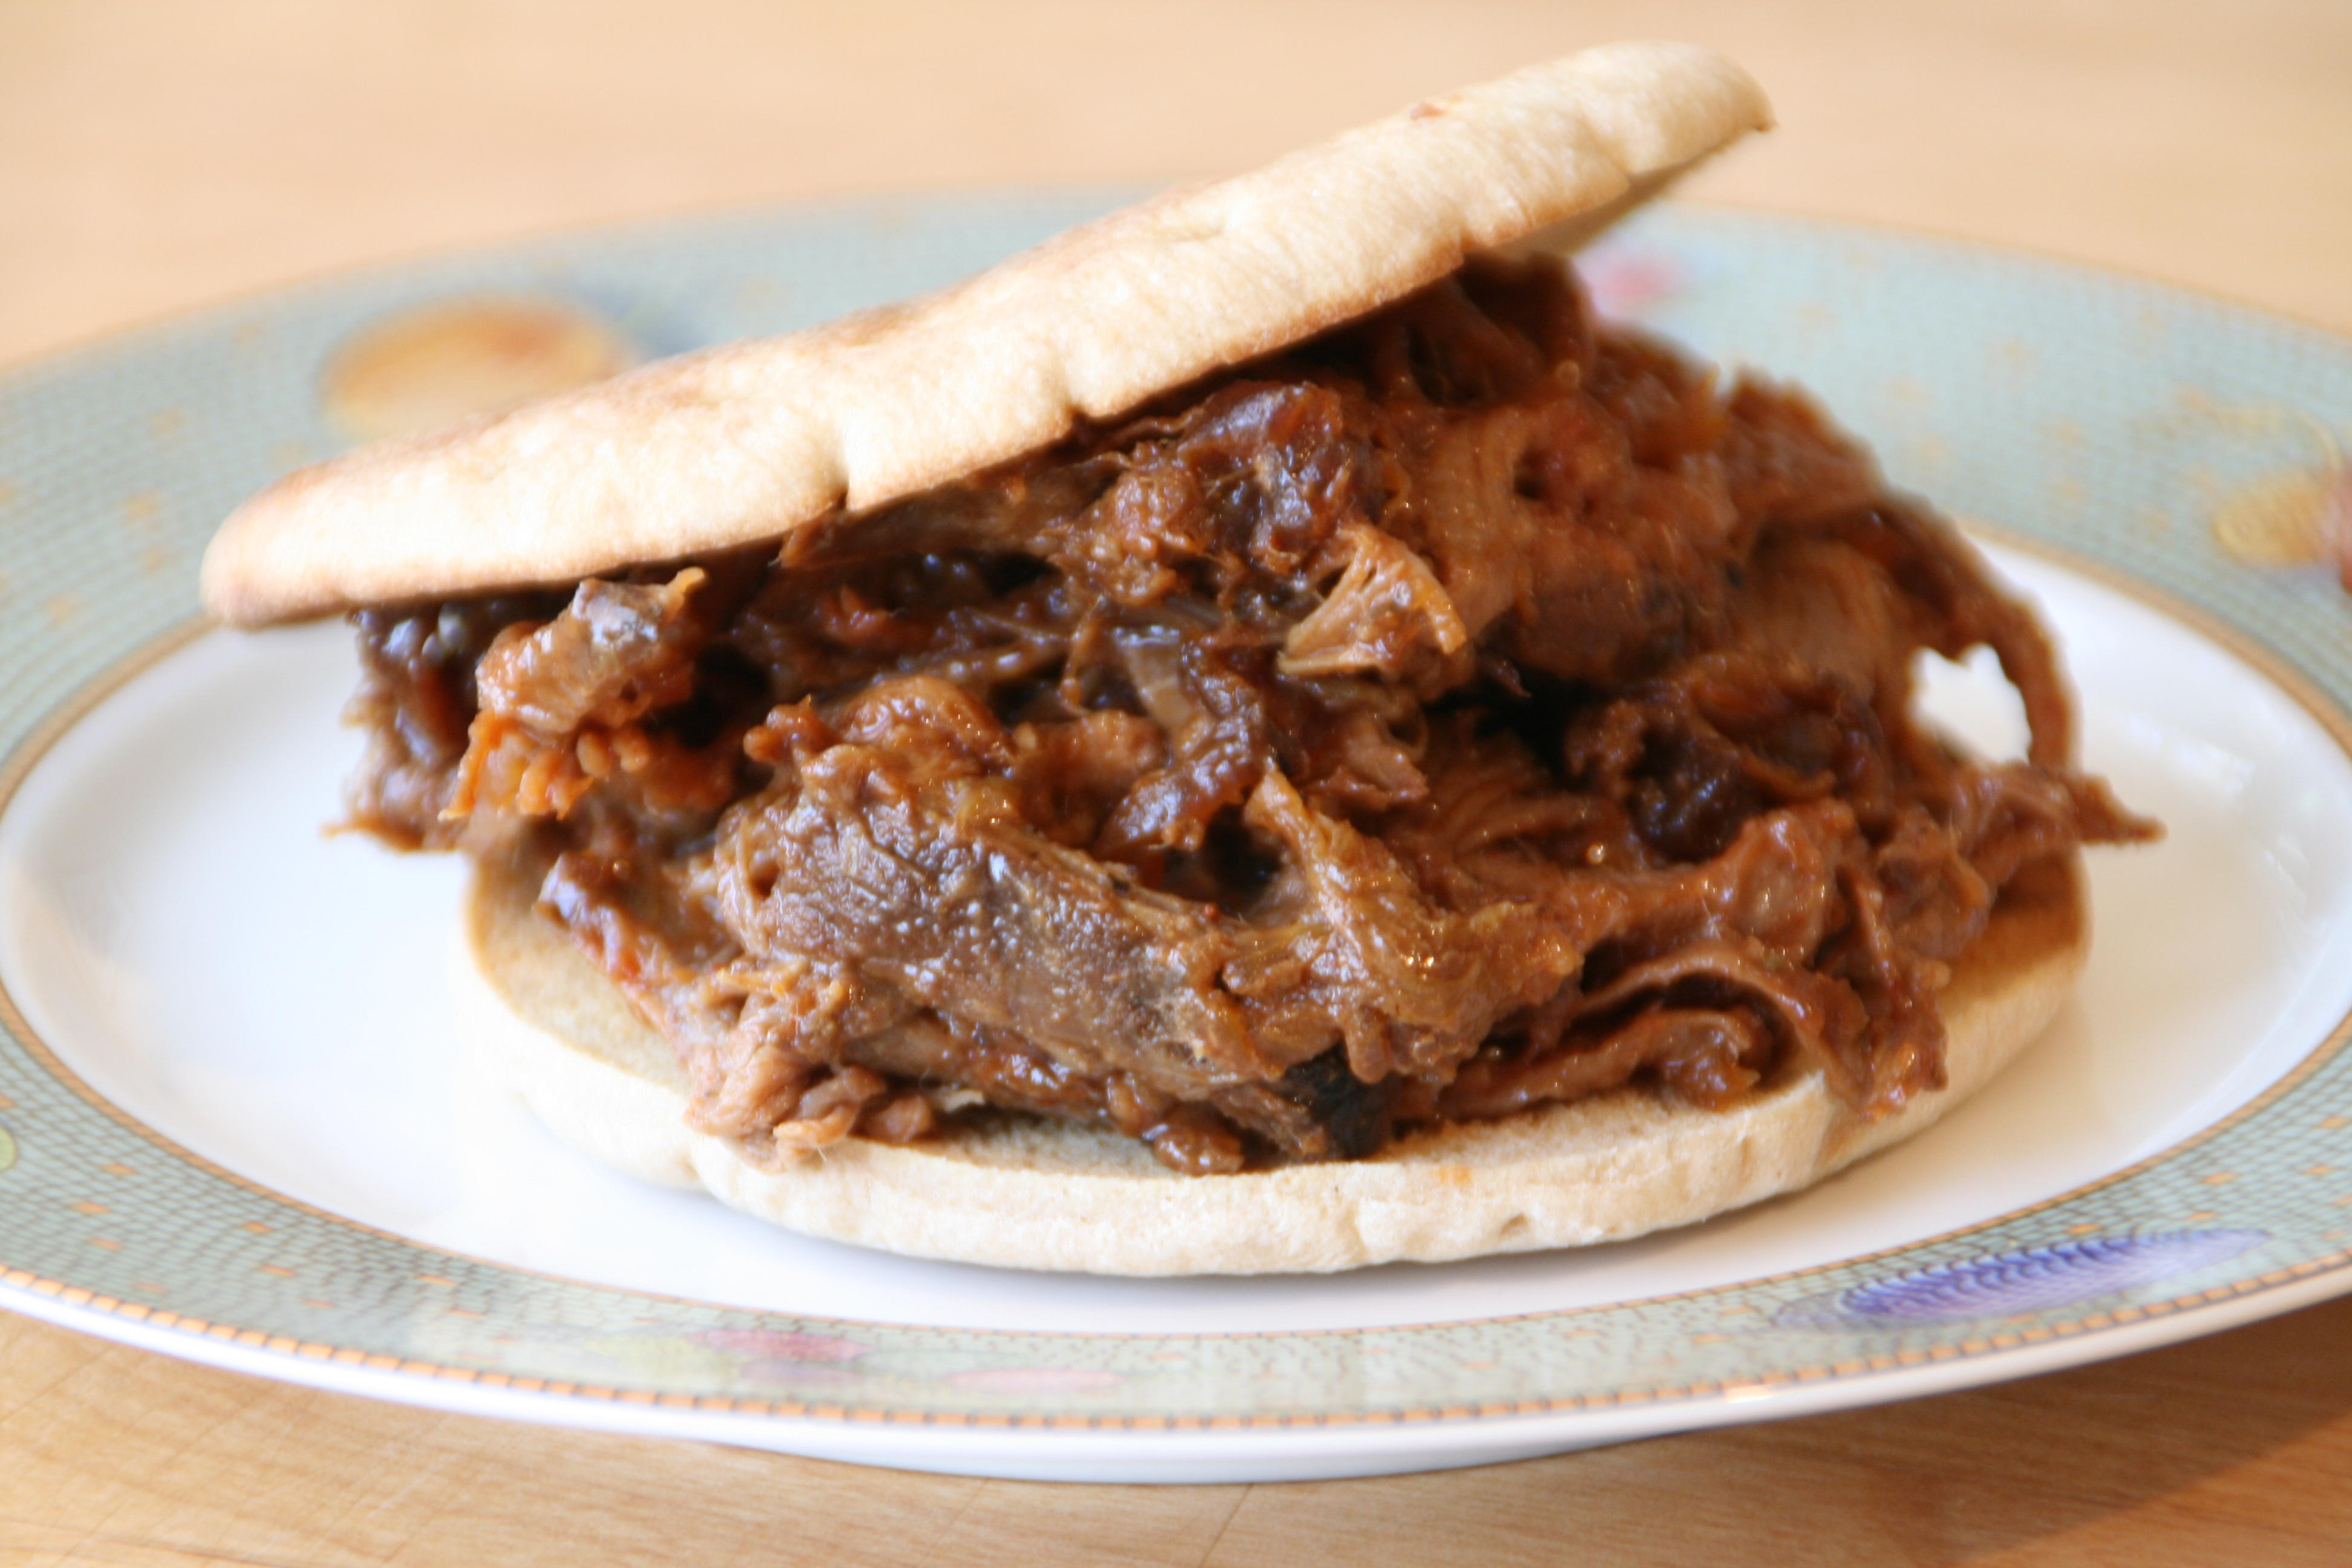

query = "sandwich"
200;42;2155;1275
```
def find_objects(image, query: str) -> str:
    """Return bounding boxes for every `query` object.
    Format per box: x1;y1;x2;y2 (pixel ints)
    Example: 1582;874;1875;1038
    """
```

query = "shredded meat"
345;253;2155;1174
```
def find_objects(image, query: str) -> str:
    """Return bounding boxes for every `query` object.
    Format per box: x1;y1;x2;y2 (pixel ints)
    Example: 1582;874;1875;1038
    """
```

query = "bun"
201;42;1768;627
453;840;2088;1275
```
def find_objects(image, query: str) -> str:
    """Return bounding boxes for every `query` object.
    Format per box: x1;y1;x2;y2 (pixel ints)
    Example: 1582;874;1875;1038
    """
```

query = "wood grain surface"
4;2;2350;1563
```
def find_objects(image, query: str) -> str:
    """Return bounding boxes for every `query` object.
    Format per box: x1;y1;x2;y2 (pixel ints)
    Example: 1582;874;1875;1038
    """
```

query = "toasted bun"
452;841;2088;1276
202;42;1769;627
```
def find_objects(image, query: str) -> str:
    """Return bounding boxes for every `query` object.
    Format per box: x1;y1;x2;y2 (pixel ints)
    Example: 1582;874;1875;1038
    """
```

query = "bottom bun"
452;843;2088;1276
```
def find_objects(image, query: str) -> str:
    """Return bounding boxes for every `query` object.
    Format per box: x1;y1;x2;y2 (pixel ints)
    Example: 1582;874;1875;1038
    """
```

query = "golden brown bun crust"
452;844;2088;1276
203;42;1769;626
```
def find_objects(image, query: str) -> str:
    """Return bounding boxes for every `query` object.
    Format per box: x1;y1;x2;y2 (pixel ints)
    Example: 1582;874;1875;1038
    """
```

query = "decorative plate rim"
3;197;2350;1477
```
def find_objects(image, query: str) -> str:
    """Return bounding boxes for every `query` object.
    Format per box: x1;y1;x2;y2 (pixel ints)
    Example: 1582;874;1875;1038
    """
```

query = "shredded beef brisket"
345;252;2154;1175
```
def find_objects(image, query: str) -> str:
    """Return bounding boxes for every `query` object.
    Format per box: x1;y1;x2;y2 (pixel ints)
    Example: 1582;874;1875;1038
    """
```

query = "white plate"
4;201;2351;1481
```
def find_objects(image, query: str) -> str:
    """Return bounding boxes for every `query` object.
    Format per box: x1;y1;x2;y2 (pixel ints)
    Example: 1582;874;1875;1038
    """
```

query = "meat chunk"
346;250;2157;1173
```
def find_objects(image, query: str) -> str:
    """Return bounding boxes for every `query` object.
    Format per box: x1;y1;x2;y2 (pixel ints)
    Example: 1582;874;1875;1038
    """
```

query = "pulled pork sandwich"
202;44;2153;1273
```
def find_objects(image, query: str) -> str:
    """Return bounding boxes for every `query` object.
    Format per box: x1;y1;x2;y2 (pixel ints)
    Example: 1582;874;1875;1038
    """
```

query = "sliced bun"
452;843;2088;1276
203;42;1769;627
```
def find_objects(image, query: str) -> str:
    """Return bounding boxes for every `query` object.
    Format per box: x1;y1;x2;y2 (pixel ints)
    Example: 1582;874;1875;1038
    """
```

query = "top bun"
200;42;1769;626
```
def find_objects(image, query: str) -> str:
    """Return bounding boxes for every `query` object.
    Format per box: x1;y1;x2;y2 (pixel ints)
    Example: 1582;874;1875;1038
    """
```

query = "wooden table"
4;4;2348;1563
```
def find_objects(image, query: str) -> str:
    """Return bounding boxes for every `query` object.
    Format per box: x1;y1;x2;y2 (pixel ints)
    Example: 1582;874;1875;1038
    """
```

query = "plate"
4;198;2352;1483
